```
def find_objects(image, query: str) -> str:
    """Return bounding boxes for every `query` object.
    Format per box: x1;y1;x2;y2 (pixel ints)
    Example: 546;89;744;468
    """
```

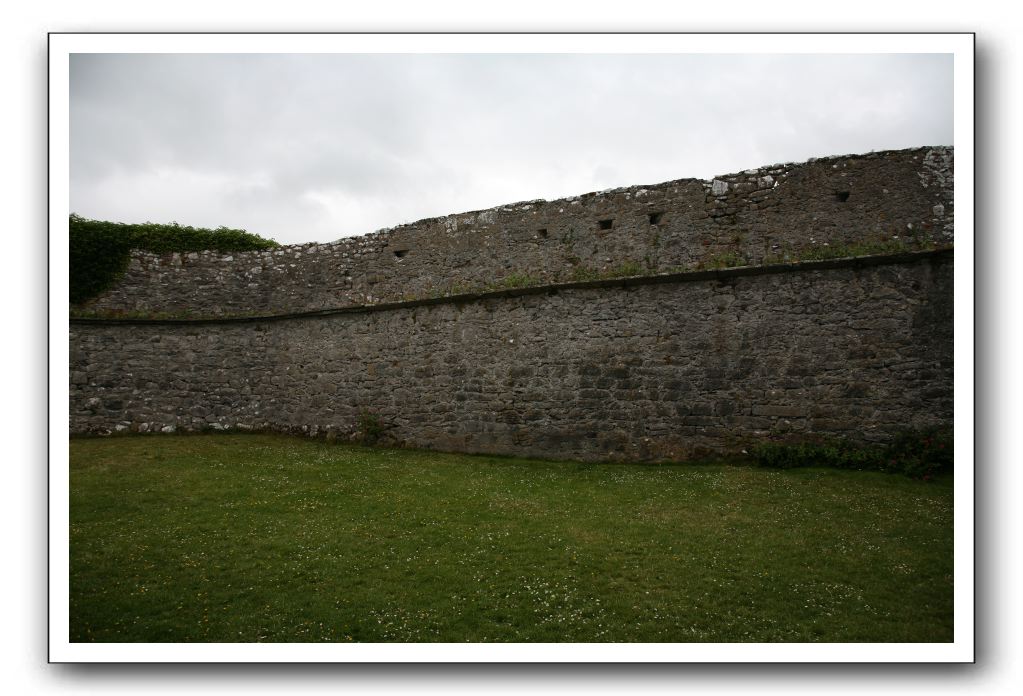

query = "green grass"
69;434;953;643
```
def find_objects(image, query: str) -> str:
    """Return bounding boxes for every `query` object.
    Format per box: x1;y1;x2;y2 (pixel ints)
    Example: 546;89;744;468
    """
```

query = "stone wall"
80;146;953;317
70;251;953;461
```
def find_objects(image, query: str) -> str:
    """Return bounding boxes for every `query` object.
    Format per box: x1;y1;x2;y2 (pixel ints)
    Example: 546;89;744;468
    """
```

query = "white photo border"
49;31;974;664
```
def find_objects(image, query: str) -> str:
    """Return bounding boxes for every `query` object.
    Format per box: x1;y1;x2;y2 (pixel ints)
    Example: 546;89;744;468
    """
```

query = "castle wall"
70;252;953;460
80;147;954;317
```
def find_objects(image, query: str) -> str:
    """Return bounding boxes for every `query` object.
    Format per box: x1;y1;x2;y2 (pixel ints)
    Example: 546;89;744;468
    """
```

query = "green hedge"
69;214;279;305
747;428;953;479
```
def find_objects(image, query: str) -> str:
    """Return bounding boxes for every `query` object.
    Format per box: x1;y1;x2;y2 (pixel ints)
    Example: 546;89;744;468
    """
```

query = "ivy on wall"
69;214;280;305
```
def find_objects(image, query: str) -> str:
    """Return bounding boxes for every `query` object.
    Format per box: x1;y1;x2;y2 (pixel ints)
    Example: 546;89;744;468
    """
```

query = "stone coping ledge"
70;247;953;326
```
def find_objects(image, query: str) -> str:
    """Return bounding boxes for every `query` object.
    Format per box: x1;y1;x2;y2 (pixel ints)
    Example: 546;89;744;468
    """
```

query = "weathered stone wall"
70;252;953;460
80;146;953;317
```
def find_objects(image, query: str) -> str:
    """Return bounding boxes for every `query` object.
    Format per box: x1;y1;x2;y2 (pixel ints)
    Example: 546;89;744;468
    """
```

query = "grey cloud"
71;53;953;243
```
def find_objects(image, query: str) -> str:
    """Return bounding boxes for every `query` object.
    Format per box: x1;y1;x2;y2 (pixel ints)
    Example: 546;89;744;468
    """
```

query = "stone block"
752;405;804;418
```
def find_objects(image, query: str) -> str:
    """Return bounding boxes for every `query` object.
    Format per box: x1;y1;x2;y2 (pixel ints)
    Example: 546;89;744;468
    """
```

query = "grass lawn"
69;434;954;643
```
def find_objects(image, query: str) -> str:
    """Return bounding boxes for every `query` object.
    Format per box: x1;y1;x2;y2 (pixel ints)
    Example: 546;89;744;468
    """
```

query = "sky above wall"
70;53;953;244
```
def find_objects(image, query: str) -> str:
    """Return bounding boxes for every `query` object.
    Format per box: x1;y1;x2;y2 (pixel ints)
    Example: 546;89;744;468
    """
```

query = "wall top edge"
70;247;953;327
116;145;952;255
362;146;954;241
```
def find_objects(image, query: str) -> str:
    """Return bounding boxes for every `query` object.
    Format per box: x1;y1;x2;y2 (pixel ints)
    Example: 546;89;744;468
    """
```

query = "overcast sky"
70;53;953;244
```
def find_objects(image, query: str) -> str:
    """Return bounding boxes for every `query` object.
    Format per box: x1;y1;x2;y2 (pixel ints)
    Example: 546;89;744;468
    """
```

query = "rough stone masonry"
69;147;954;460
80;146;953;317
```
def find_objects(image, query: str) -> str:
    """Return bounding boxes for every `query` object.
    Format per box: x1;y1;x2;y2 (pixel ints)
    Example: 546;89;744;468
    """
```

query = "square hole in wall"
834;191;850;202
598;219;614;230
537;228;548;238
649;212;664;225
393;249;409;259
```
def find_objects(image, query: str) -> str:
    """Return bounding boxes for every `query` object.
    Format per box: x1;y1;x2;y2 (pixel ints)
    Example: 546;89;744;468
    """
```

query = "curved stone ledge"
71;247;952;326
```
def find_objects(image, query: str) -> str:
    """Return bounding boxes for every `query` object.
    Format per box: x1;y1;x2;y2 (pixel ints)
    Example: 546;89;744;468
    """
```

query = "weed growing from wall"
356;410;386;445
494;272;543;290
761;237;938;266
697;251;750;270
